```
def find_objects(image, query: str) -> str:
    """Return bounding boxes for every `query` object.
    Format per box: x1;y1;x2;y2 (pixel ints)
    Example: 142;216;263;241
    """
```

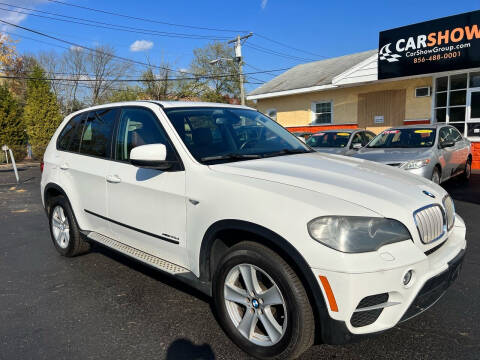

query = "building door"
357;89;406;130
467;88;480;137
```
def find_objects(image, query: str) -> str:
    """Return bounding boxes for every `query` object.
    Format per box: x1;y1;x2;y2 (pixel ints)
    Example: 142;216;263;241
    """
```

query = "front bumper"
311;219;466;342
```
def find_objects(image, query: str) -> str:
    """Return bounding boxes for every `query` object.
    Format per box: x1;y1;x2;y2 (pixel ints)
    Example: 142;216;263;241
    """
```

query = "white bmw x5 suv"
41;101;466;359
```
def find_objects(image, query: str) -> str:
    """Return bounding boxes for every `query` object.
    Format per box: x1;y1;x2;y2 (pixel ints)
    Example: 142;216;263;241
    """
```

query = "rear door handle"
60;163;69;170
106;175;121;184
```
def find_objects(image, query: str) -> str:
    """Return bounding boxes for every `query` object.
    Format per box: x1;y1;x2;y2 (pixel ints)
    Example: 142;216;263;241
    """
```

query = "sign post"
378;10;480;80
2;145;8;164
2;145;19;183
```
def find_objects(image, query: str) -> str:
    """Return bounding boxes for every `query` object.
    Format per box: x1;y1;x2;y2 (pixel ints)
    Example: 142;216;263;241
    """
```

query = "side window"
115;107;176;162
439;127;450;144
66;112;88;152
351;133;363;147
57;113;85;151
363;132;375;145
449;127;463;142
79;108;117;158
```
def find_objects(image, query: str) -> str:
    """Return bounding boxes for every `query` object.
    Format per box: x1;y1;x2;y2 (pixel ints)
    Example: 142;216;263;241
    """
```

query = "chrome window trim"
413;204;447;244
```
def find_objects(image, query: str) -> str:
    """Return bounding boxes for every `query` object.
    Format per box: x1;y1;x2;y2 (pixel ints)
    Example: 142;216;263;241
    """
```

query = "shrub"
23;65;62;160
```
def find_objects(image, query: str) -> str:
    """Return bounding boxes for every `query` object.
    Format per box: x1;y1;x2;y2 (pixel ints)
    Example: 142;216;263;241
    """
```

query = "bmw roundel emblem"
252;299;259;309
423;190;436;199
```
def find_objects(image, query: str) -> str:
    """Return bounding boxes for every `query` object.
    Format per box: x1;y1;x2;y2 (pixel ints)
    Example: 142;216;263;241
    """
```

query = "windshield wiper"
200;153;262;163
262;148;312;158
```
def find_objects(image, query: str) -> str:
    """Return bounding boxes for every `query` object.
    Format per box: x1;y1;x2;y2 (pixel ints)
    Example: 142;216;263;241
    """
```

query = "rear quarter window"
57;112;87;152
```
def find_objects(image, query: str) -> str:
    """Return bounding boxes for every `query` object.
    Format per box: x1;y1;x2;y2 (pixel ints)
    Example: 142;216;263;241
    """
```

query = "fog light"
403;270;413;286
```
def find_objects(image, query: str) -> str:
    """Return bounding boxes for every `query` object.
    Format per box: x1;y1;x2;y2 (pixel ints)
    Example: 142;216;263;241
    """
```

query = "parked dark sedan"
306;129;376;155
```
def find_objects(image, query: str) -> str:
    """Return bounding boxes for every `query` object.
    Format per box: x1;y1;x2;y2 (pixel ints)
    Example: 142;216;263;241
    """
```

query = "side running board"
87;231;190;275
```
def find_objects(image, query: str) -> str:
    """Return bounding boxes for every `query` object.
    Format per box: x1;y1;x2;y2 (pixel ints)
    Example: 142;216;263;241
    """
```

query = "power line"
255;33;326;58
246;43;318;62
0;5;229;40
46;0;248;34
244;63;280;77
0;74;266;84
0;20;291;79
42;0;324;60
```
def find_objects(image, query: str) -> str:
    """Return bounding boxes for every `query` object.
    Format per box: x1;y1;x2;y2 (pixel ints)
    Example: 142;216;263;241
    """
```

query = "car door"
448;126;469;175
106;106;188;267
438;126;456;180
345;132;364;155
57;109;117;236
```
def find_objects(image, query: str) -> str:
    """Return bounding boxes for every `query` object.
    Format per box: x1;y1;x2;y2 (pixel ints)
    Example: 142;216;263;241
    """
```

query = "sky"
1;0;479;92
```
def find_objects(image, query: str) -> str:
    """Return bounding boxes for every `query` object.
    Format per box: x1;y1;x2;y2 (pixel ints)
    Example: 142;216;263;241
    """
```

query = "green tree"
23;65;62;159
104;86;143;103
0;83;25;161
190;42;240;103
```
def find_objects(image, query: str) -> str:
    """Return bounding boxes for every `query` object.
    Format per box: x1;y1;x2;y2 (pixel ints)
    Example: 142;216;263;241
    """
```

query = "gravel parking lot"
1;166;479;360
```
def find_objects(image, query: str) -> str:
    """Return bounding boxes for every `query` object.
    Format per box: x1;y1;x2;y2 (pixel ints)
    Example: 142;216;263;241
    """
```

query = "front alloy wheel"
224;264;287;346
214;241;314;359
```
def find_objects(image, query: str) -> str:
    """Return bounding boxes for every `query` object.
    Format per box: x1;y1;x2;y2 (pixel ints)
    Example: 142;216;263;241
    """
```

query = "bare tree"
62;47;87;112
85;45;131;105
37;51;65;105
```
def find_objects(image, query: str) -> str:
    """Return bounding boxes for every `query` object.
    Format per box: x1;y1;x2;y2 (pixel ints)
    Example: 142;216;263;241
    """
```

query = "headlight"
401;159;430;170
307;216;411;253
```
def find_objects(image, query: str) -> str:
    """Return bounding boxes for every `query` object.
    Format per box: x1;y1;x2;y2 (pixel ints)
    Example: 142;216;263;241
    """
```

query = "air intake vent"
350;293;389;327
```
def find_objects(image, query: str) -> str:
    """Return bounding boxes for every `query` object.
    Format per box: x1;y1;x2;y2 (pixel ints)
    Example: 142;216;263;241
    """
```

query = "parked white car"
41;101;466;360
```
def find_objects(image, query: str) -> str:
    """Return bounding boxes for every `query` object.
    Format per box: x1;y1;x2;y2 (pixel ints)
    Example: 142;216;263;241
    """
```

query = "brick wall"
286;124;358;133
472;142;480;170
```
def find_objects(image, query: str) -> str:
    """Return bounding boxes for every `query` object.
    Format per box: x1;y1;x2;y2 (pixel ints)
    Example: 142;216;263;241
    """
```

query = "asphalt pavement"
0;166;479;360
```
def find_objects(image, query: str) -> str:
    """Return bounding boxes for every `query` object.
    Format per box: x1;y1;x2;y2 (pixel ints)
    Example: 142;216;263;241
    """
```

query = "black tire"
213;241;314;360
431;167;441;184
47;195;90;257
461;158;472;182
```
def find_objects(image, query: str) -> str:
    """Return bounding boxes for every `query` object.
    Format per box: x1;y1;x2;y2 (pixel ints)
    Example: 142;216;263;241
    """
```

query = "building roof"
248;49;377;97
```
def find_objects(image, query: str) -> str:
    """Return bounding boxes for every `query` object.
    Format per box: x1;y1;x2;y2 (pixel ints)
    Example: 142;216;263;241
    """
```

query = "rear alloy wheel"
431;167;441;184
213;242;314;359
48;195;90;257
51;205;70;249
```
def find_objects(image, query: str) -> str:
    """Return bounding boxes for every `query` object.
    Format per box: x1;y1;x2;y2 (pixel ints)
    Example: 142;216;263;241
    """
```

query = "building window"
266;108;277;121
311;101;332;124
433;72;480;138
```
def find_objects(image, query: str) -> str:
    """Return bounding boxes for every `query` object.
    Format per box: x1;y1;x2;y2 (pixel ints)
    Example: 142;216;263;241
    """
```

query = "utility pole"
228;33;253;105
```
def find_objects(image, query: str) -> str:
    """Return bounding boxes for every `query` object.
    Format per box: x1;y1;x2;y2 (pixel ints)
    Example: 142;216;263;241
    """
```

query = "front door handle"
106;175;121;184
60;163;69;170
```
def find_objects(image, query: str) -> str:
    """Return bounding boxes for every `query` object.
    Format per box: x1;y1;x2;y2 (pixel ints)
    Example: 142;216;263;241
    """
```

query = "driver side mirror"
352;143;363;150
440;140;455;149
130;144;175;170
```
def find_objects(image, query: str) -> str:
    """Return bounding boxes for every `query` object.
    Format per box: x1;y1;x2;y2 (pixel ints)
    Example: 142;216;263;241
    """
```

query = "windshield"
164;107;311;164
368;128;436;148
306;132;351;148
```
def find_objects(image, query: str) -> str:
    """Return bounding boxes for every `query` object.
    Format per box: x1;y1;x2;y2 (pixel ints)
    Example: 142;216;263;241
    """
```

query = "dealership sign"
378;10;480;79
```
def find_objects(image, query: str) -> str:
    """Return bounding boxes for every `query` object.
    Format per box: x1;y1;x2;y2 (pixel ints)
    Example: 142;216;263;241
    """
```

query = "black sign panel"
378;11;480;79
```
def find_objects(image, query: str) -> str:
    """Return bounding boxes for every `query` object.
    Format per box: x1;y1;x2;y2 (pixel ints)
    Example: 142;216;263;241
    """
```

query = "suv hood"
352;147;433;164
211;152;446;218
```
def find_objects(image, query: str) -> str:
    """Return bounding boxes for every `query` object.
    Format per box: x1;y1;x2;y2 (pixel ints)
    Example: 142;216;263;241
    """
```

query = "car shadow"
166;338;215;360
90;243;211;303
442;174;480;205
